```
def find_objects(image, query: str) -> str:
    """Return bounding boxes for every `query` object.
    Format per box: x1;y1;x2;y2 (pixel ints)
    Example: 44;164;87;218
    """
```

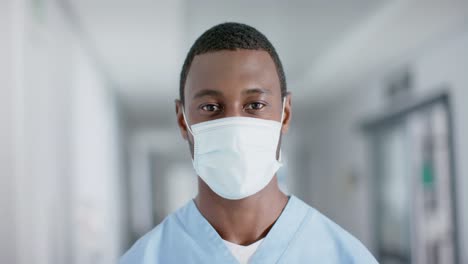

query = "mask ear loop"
181;106;194;135
280;97;287;124
278;97;287;163
182;106;196;162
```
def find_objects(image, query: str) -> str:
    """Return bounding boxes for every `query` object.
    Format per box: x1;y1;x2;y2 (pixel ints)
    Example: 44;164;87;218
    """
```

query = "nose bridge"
223;101;243;118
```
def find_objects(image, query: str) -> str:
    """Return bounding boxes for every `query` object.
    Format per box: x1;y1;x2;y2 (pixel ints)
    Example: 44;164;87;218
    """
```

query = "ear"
175;99;189;140
281;92;292;134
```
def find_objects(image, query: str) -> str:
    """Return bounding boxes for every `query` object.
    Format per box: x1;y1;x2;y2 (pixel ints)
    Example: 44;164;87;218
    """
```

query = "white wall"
3;1;75;263
70;38;124;264
0;1;18;263
0;0;125;263
302;26;468;262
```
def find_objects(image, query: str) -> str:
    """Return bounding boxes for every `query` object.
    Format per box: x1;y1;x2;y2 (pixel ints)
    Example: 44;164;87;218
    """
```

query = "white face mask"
182;99;286;200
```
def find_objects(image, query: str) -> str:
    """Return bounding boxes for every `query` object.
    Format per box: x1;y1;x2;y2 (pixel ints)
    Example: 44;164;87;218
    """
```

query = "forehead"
185;49;280;100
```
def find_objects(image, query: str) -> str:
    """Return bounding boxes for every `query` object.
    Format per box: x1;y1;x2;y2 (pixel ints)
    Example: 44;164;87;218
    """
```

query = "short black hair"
179;22;287;104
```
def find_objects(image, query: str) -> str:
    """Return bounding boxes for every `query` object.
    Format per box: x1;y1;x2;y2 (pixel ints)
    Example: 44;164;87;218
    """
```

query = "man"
121;22;377;264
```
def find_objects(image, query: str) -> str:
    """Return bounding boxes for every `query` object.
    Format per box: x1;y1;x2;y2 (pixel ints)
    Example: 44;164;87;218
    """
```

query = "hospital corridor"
1;0;468;263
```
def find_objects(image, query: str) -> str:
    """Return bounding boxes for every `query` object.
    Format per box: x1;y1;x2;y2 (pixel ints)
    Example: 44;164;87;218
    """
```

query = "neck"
194;176;289;246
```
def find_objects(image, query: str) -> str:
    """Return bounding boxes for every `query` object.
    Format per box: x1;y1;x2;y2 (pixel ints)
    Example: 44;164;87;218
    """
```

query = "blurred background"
1;0;468;263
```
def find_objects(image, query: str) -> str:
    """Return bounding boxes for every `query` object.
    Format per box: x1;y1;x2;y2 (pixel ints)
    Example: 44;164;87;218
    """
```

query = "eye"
245;102;266;110
200;103;222;112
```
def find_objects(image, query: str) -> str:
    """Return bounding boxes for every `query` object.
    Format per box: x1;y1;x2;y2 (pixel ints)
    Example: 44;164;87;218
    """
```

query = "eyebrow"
192;87;272;100
242;87;272;95
192;89;223;99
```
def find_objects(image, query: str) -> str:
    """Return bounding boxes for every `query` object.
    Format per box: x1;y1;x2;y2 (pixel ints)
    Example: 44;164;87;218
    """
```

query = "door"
365;93;458;264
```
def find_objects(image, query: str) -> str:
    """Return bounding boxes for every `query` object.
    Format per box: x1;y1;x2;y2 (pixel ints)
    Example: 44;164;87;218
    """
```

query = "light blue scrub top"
120;195;378;263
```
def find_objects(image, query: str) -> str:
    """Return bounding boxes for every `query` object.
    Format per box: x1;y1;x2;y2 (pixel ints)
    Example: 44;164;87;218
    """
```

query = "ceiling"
69;0;468;121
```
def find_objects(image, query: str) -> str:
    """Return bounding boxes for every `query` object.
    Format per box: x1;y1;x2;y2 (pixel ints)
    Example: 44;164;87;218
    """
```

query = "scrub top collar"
175;195;309;264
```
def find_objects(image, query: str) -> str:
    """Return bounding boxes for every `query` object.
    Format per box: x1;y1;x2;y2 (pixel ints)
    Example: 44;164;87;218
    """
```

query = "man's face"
175;49;292;157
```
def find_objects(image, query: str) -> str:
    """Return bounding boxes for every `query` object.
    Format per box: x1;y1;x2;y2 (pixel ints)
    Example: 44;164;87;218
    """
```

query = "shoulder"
119;217;169;264
119;203;190;264
290;196;378;263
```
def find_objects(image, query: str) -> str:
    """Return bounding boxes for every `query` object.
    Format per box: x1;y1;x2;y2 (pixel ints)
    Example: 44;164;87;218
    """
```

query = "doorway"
363;91;458;264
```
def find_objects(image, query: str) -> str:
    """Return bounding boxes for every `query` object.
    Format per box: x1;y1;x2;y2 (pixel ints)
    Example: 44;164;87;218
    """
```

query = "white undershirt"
222;238;264;264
